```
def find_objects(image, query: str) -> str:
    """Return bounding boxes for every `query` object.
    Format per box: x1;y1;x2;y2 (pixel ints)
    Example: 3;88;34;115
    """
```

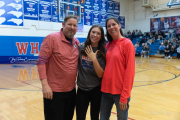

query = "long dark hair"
105;17;123;42
81;25;106;59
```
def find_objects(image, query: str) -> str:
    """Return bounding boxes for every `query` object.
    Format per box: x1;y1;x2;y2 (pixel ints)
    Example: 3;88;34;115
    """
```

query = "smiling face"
62;18;77;38
90;27;101;47
106;19;121;40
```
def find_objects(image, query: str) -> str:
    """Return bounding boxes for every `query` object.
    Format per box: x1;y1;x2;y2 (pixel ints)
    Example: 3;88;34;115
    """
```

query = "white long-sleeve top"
177;47;180;53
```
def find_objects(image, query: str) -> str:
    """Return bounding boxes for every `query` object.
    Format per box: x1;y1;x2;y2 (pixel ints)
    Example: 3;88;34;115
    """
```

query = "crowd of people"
128;28;180;59
36;15;135;120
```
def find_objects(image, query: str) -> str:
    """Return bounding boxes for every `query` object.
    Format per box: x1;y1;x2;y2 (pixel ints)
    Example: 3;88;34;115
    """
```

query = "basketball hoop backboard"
58;0;82;23
167;0;180;7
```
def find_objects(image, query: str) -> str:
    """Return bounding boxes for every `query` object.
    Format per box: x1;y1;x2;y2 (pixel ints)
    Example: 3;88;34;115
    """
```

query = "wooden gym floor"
0;57;180;120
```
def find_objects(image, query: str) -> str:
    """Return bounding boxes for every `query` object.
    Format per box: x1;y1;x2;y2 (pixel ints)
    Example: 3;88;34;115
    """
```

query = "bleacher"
132;37;177;57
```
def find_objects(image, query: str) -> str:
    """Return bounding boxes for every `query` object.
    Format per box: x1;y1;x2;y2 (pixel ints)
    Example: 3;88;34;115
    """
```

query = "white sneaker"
144;56;146;58
164;57;167;58
148;56;149;58
141;55;143;57
170;57;172;59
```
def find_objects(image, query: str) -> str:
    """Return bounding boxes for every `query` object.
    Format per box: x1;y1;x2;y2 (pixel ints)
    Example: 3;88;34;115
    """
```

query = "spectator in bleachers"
176;41;180;49
176;27;180;37
124;33;128;38
146;32;150;38
147;38;152;45
177;45;180;59
177;39;180;46
135;29;138;38
131;30;135;40
152;36;157;42
141;46;146;57
159;39;164;45
135;41;139;50
174;28;177;38
158;30;162;36
158;35;163;41
164;45;170;58
127;30;131;35
155;31;158;40
159;44;165;54
168;27;174;41
149;32;154;39
145;45;150;58
164;39;168;46
170;45;176;59
178;35;180;41
159;31;166;38
140;36;147;46
127;30;131;38
169;41;173;49
172;37;177;46
143;32;146;37
142;43;145;48
152;37;156;43
138;30;142;36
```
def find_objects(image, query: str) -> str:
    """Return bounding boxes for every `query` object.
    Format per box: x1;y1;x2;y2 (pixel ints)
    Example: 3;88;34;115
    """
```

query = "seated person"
138;30;142;36
149;32;154;39
140;36;147;46
135;29;139;37
177;45;180;59
124;33;128;38
159;39;164;45
164;45;170;58
145;45;151;57
170;45;176;59
172;38;177;46
152;36;157;42
141;46;146;57
141;43;145;48
127;30;131;35
163;39;168;46
147;39;152;45
159;44;165;54
178;36;180;41
135;41;139;50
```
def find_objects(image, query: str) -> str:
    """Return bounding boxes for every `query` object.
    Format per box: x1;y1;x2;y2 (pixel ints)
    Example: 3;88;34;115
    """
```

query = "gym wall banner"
51;0;58;22
93;0;100;11
39;0;52;22
107;0;113;13
150;16;180;32
84;0;93;10
100;13;107;27
101;0;107;13
84;9;92;26
119;16;125;29
0;0;23;26
24;0;38;20
92;11;100;25
113;1;120;15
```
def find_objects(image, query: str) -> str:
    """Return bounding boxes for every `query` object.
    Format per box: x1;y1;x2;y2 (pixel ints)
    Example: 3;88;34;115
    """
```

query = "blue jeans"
100;92;130;120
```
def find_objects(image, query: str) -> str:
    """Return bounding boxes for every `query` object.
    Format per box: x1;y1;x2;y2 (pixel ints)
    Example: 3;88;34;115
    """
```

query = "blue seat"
150;53;155;55
137;47;142;50
172;53;177;56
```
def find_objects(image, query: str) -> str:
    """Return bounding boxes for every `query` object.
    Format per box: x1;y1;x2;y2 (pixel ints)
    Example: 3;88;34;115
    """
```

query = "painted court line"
21;81;42;89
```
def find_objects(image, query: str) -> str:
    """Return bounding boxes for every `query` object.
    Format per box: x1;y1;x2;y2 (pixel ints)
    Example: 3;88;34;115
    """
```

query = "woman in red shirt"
100;17;135;120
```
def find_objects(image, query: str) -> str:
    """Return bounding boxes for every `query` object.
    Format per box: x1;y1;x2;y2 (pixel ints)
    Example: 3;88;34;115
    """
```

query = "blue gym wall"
0;36;86;63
